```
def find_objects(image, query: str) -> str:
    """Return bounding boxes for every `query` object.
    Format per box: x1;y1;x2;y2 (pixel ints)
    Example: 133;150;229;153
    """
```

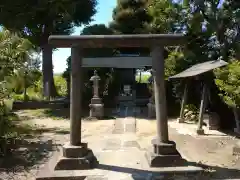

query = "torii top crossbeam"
48;34;185;48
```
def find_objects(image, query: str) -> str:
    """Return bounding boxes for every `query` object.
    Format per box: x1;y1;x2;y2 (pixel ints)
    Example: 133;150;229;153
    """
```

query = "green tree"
214;59;240;130
147;0;188;78
0;0;97;97
183;0;239;62
148;0;184;33
110;0;152;34
110;0;152;55
215;60;240;108
0;28;34;80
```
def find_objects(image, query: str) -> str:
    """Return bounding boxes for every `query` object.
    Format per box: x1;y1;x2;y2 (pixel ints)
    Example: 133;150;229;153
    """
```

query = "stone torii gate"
48;34;185;169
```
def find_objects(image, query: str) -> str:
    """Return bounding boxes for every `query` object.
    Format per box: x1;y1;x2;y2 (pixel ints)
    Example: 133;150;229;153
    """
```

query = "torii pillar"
47;34;186;170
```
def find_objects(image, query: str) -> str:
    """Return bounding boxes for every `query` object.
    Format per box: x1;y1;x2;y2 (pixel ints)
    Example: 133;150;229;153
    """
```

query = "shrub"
0;81;16;156
183;104;199;122
54;75;67;97
214;59;240;108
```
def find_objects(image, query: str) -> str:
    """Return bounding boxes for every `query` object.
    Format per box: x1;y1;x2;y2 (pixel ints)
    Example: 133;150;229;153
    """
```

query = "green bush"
0;81;16;156
54;75;67;97
214;59;240;108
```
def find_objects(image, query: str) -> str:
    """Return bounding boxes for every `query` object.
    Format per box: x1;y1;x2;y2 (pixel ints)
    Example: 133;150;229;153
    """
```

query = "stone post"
178;82;188;123
233;108;240;134
196;83;207;135
147;83;156;118
146;46;183;167
70;46;82;145
54;46;97;170
89;70;104;118
147;70;155;118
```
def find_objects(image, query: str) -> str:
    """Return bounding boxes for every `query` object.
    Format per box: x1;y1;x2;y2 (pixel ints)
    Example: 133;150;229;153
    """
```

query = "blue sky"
52;0;117;74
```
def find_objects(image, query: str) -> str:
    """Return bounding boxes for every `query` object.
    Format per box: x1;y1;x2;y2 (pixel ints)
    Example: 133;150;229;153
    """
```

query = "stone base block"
55;149;98;170
151;140;178;155
90;97;102;104
196;128;205;135
89;103;104;118
177;117;185;123
53;142;98;171
233;146;240;156
146;139;185;167
62;142;88;158
145;151;185;167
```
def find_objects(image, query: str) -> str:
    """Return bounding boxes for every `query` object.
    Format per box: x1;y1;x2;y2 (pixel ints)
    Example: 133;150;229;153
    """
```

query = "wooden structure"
48;34;186;170
169;60;228;135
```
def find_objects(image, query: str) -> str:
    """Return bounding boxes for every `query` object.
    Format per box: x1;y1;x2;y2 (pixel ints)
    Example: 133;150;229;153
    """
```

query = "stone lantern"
89;70;104;118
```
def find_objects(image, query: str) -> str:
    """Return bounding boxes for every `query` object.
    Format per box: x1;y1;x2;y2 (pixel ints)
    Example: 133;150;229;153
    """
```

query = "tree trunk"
23;70;27;101
233;107;240;131
42;44;57;98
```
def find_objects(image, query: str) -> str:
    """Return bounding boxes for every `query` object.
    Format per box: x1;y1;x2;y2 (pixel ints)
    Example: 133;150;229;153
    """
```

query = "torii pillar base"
54;142;98;170
145;139;184;167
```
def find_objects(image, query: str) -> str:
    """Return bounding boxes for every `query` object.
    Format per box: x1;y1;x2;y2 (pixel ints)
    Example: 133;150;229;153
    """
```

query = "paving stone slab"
233;144;240;155
37;146;203;180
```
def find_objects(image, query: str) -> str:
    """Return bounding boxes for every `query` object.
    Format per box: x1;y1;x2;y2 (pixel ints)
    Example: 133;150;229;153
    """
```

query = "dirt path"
0;110;114;180
137;119;240;179
0;110;240;179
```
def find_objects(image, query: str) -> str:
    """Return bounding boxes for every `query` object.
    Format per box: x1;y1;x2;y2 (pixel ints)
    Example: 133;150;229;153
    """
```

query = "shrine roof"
48;34;185;48
169;60;228;79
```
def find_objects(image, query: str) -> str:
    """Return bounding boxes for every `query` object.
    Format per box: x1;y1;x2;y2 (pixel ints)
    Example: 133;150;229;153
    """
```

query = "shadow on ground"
97;162;240;179
0;119;68;174
221;130;240;139
0;138;61;174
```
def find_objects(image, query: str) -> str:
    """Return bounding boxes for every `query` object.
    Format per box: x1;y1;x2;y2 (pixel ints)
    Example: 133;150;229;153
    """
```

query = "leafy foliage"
0;28;43;155
165;51;186;78
0;0;97;45
54;75;67;97
148;0;184;33
0;28;35;79
110;0;152;34
0;0;97;97
214;59;240;108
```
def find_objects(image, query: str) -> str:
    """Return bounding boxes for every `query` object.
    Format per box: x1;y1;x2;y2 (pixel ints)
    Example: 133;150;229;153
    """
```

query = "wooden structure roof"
169;60;228;79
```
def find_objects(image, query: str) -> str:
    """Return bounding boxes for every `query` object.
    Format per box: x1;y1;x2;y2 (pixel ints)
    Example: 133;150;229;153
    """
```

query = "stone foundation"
196;128;205;135
177;117;185;123
89;97;104;118
146;139;184;167
54;142;98;170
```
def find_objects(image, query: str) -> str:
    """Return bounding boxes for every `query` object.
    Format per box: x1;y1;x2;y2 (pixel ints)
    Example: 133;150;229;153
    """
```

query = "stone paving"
37;106;203;180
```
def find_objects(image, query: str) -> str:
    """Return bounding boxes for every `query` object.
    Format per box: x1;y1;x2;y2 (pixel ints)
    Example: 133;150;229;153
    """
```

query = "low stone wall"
13;101;66;110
